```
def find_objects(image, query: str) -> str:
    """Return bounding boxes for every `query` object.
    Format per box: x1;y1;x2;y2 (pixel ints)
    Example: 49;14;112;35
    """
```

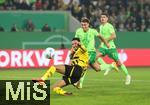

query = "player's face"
72;40;79;48
100;15;108;24
81;22;89;31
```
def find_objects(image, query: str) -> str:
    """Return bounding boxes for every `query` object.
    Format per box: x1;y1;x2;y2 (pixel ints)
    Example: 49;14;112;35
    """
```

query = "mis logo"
0;80;50;105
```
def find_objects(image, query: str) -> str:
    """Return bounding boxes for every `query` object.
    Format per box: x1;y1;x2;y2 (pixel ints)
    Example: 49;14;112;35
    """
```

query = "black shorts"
63;65;83;85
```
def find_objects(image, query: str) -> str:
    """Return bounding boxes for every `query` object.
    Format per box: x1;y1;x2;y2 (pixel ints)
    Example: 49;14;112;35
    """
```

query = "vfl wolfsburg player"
97;13;131;85
74;17;118;88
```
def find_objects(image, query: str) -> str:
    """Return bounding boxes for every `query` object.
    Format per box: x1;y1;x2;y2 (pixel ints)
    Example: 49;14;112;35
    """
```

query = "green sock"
97;57;106;64
100;64;111;71
120;64;129;75
79;71;87;86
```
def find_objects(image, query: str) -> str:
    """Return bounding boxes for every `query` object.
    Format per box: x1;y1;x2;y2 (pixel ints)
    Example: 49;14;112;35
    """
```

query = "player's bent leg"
117;60;131;85
110;52;131;85
41;65;65;80
72;67;87;89
112;62;119;72
32;66;55;85
91;61;113;73
120;64;131;85
32;65;65;84
74;70;87;89
41;66;56;80
96;51;106;65
120;64;129;75
103;62;119;76
90;61;113;75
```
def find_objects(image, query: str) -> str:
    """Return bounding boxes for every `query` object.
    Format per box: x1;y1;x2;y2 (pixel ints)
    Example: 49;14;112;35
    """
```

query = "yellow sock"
53;87;66;95
41;66;56;80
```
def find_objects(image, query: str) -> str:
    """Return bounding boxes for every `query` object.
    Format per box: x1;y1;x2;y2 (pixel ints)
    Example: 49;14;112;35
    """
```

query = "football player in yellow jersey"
32;38;89;96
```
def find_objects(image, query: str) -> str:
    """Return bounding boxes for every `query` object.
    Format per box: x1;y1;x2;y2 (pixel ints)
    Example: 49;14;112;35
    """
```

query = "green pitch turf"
0;67;150;105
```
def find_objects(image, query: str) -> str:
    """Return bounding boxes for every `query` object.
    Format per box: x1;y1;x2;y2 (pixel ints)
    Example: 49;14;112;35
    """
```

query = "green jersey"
75;28;99;51
99;23;116;49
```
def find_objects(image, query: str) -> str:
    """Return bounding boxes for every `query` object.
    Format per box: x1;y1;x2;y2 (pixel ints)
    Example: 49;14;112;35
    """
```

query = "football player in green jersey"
74;17;118;88
97;13;131;85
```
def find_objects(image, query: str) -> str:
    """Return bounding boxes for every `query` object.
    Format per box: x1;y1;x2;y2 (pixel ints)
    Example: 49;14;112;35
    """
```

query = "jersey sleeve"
109;24;115;34
93;29;99;36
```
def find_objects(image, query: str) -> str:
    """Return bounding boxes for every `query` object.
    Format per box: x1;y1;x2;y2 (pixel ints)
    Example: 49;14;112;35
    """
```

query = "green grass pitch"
0;67;150;105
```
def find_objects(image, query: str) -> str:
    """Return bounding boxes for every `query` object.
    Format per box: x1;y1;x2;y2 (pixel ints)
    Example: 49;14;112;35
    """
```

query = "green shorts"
98;48;119;61
88;51;96;64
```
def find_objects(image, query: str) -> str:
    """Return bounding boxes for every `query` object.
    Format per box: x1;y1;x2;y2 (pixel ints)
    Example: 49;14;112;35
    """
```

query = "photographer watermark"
0;80;50;105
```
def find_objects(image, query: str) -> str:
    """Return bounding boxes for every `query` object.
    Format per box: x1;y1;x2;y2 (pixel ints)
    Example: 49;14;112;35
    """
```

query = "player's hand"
77;41;81;47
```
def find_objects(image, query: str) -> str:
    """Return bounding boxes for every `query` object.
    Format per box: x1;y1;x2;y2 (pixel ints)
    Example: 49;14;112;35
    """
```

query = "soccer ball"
44;47;55;59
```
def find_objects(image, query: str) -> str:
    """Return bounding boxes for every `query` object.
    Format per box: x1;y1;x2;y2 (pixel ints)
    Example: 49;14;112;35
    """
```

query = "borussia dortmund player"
97;13;131;85
74;17;118;88
32;38;113;96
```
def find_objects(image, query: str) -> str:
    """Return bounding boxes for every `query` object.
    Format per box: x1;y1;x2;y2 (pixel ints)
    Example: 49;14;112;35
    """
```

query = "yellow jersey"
70;45;89;69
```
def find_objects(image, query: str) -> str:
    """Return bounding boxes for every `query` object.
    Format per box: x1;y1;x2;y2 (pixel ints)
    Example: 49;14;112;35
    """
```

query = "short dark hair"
72;38;80;42
81;17;90;23
100;13;109;18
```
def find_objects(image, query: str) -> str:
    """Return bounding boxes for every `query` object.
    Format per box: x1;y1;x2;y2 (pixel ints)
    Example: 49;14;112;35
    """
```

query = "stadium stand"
0;0;149;32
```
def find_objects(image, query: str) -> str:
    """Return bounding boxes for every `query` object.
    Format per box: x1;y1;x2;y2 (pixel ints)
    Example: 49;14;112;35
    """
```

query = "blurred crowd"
0;0;149;32
0;19;52;32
